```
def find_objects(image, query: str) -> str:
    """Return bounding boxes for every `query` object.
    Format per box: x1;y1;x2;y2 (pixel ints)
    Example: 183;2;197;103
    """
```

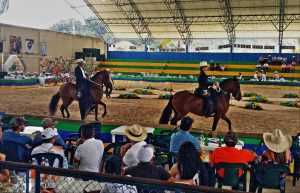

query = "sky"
0;0;94;29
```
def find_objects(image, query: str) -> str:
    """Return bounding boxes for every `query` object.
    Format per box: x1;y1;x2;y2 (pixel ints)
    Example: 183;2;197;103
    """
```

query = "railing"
0;161;243;193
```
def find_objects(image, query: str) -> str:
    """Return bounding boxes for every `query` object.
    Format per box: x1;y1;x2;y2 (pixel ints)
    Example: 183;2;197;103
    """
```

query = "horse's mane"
91;71;105;81
219;78;234;87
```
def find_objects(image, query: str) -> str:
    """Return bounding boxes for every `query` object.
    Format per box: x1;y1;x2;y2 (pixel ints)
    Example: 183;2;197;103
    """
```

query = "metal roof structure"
84;0;300;51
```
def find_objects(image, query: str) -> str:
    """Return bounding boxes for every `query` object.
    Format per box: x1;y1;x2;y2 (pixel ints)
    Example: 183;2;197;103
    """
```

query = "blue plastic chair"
31;153;64;168
2;140;31;163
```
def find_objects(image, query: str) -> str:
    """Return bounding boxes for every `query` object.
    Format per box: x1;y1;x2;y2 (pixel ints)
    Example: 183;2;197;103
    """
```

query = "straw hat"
75;58;86;64
263;129;292;153
199;61;208;67
124;124;147;142
274;71;278;73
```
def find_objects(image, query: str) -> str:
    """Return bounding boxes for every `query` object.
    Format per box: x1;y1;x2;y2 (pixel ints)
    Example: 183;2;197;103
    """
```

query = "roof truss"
111;0;153;44
164;0;193;45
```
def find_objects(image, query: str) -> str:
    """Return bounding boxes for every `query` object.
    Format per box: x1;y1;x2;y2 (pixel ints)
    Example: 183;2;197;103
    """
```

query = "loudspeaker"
0;42;3;53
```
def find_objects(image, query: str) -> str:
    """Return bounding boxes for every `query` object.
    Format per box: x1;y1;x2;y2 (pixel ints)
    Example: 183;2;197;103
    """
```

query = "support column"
145;44;148;60
185;44;189;61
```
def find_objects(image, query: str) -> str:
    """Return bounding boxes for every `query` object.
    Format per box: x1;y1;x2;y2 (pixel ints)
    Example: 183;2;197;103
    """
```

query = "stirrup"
77;91;82;98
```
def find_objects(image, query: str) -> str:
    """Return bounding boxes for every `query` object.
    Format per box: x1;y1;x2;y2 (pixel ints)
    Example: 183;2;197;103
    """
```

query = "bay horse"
159;77;242;131
49;70;110;121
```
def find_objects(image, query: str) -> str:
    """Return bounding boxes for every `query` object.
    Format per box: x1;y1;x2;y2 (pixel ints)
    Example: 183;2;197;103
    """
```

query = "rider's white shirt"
80;67;87;79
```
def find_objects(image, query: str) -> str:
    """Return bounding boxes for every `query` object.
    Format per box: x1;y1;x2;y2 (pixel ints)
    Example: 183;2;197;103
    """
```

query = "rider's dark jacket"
75;66;87;86
198;69;213;90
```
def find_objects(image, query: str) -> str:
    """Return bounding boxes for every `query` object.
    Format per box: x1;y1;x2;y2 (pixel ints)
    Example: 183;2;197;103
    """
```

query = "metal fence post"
35;170;41;193
26;169;30;193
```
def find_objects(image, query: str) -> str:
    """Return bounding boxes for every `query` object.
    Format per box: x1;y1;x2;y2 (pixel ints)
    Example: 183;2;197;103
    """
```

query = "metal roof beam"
164;0;193;45
98;14;300;24
111;0;153;44
218;0;236;52
84;0;116;44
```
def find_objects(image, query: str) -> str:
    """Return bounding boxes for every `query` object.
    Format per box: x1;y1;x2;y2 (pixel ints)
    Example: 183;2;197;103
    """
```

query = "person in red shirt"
210;131;256;177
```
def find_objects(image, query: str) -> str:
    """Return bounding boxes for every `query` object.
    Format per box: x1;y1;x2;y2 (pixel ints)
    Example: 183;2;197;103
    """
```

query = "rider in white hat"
74;58;94;119
196;61;218;117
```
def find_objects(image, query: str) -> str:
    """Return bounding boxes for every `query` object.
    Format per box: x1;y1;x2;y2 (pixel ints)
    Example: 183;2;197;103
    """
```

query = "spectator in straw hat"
121;125;147;162
273;71;280;80
261;129;292;165
33;118;66;149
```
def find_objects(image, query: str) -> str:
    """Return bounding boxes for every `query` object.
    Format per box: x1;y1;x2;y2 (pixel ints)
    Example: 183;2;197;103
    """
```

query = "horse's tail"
49;92;60;116
159;95;173;124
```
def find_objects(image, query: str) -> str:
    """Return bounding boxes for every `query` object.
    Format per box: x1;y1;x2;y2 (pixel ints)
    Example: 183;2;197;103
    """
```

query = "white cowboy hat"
263;129;292;153
75;58;86;64
199;61;208;67
124;124;147;142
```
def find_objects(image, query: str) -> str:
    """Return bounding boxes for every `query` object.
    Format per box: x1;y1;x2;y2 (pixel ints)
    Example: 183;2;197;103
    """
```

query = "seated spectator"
31;128;68;168
253;71;258;80
279;75;285;82
170;116;200;153
291;56;297;65
210;131;256;178
0;153;9;182
281;63;286;72
124;144;175;182
237;72;243;80
262;63;269;71
101;156;137;193
2;117;32;148
33;118;66;149
74;124;104;172
209;60;215;71
123;150;139;172
256;63;262;69
220;64;225;71
261;129;292;165
286;63;293;72
261;71;267;81
273;71;280;80
170;142;208;185
120;124;147;158
216;63;221;71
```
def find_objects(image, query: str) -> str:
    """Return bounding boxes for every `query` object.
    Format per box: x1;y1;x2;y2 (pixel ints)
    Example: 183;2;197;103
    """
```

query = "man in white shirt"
74;125;104;172
31;128;67;167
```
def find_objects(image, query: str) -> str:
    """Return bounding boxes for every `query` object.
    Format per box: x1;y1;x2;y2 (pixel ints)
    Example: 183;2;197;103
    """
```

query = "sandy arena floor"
0;81;299;136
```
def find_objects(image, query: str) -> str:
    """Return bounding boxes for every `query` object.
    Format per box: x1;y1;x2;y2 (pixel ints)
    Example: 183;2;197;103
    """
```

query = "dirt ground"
0;81;299;136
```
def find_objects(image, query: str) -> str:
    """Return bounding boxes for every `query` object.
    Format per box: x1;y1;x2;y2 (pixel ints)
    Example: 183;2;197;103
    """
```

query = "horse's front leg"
212;114;221;131
94;104;99;121
221;114;232;130
99;101;107;118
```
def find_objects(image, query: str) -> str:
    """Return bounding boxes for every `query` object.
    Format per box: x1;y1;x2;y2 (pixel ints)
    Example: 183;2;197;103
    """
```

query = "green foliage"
159;93;172;99
282;93;299;98
280;101;298;107
114;86;126;90
245;102;263;110
133;89;153;95
145;85;157;90
243;92;258;97
49;17;108;38
117;93;140;99
249;95;268;103
161;87;173;92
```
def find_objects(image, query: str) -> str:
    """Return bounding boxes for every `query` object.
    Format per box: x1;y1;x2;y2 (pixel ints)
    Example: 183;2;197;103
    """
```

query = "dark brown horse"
49;70;110;121
159;77;242;131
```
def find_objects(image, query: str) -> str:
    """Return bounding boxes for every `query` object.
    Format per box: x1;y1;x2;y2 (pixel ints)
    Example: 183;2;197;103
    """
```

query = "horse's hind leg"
170;112;186;126
60;104;66;118
64;100;74;118
221;114;231;130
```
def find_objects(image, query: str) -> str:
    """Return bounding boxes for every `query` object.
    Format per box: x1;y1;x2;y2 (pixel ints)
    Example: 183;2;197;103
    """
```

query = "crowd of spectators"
209;61;225;71
0;116;294;192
